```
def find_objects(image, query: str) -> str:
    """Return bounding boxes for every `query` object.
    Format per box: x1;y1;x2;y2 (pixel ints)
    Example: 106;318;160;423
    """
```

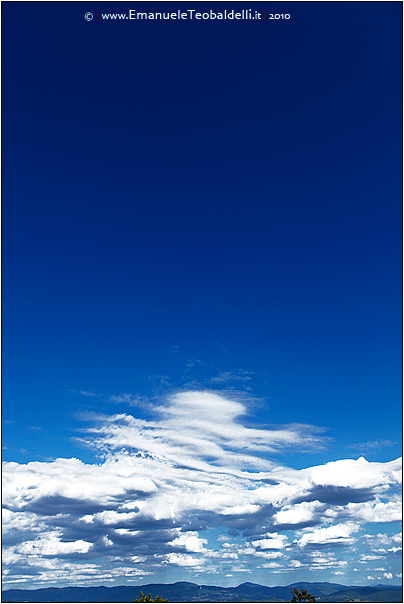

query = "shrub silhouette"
134;591;169;602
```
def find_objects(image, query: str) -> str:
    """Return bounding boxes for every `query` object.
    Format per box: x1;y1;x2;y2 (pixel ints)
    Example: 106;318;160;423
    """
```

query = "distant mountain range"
2;581;403;603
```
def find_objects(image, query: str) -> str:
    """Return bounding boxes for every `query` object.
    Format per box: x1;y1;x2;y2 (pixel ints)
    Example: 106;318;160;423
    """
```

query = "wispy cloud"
108;393;149;408
209;370;253;384
350;440;398;452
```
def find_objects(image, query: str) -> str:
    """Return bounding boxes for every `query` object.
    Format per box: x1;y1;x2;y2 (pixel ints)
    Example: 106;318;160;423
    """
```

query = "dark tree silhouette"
290;587;316;602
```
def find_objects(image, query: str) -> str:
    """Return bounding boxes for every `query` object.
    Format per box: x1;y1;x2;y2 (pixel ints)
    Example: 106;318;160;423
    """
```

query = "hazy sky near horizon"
2;1;402;590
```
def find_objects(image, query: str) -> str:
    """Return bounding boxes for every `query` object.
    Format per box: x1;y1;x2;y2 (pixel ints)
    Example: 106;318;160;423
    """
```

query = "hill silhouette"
2;580;402;602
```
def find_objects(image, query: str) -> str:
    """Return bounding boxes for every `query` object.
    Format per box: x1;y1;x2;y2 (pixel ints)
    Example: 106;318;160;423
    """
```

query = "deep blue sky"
2;1;402;590
3;1;401;463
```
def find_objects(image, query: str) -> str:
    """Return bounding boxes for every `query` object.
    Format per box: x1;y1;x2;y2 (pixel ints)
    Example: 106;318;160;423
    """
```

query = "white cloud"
273;501;322;525
86;391;324;477
254;550;284;559
16;532;92;555
297;523;359;547
161;553;201;567
302;456;401;490
2;509;46;535
251;533;288;550
383;572;393;579
259;562;281;568
3;457;157;510
91;510;140;524
360;554;382;562
168;531;208;553
347;496;402;523
364;532;402;546
2;391;402;588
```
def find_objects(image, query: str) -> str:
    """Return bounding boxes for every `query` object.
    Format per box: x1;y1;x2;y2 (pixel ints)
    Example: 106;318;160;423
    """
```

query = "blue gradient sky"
2;1;402;590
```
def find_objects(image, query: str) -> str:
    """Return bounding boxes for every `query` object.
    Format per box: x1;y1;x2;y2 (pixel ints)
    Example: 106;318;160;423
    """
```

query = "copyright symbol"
84;12;93;21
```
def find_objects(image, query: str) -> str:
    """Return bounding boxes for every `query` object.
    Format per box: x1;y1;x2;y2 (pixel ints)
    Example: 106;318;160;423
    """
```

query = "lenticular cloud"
2;391;402;588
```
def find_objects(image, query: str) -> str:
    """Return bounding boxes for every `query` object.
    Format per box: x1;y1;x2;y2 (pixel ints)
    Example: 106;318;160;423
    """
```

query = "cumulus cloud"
16;532;93;555
296;523;359;548
273;501;322;526
251;533;288;550
2;391;402;588
160;553;202;567
168;531;208;553
346;496;402;523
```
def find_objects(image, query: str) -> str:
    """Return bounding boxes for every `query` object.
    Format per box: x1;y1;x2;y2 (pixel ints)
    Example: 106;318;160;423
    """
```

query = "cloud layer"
2;391;402;588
